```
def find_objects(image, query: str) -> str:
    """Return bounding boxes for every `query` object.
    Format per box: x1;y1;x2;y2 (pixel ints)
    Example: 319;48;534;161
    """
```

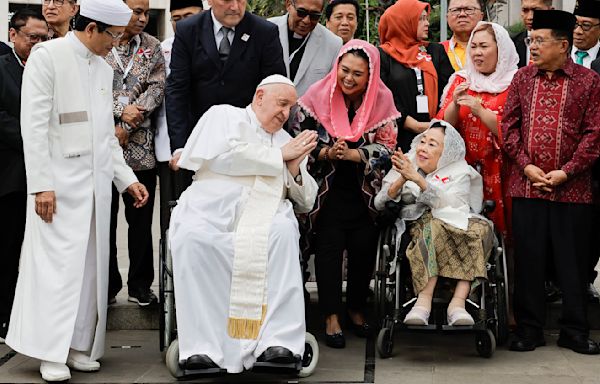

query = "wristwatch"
294;173;303;183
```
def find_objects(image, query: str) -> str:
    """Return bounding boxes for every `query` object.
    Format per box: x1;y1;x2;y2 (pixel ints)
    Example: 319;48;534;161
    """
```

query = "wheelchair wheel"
298;332;319;377
166;339;184;378
159;230;176;353
493;241;510;346
475;329;496;358
374;225;395;325
376;327;394;358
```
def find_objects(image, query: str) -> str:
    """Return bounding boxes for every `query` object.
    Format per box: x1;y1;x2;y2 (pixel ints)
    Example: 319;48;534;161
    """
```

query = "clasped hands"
391;149;420;183
453;81;483;116
326;138;361;162
282;130;318;178
121;104;146;129
524;164;567;193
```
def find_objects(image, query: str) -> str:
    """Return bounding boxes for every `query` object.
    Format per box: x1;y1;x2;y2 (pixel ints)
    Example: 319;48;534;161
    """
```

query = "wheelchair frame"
158;212;320;378
373;220;510;359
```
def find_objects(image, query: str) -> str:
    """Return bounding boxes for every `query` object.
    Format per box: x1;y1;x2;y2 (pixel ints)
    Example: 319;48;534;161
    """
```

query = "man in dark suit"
593;58;600;73
166;0;286;188
0;9;48;343
0;42;10;56
512;0;553;68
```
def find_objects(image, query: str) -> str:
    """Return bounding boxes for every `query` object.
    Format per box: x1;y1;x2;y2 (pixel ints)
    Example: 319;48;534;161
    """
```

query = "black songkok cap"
574;0;600;20
532;9;577;33
170;0;203;11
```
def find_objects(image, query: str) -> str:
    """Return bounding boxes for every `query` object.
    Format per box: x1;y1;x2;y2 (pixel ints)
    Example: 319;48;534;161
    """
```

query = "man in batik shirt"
503;9;600;355
104;0;166;306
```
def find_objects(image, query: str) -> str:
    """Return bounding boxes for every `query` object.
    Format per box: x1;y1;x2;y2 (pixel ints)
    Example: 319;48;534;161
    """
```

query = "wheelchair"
373;201;510;359
158;207;319;378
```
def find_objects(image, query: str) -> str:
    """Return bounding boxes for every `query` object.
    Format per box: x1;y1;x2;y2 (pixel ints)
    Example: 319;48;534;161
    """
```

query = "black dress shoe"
185;354;219;370
557;335;600;355
256;346;296;364
509;336;546;352
325;332;346;349
351;322;372;338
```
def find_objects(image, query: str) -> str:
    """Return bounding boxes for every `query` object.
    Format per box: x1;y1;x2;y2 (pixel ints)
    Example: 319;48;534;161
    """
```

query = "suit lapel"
199;13;221;70
293;25;320;86
4;54;24;89
223;14;251;73
277;16;291;77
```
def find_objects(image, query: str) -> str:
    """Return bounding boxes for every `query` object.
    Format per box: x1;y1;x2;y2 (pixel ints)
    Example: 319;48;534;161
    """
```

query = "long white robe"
6;33;137;363
170;104;317;373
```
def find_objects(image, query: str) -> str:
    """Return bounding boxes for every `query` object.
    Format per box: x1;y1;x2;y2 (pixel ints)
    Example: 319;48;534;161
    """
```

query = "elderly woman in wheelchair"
374;120;495;327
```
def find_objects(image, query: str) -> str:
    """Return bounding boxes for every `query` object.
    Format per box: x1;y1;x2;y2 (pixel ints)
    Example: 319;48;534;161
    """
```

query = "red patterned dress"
437;76;510;238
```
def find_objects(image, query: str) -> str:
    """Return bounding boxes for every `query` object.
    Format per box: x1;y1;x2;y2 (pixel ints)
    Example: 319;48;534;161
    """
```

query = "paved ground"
1;185;599;383
1;330;599;383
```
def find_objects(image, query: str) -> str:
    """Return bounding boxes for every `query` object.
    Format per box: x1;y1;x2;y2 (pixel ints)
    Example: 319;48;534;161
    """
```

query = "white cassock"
170;104;317;373
6;33;137;363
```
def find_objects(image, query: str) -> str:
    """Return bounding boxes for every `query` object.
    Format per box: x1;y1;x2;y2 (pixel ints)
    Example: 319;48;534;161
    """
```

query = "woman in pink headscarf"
289;39;400;349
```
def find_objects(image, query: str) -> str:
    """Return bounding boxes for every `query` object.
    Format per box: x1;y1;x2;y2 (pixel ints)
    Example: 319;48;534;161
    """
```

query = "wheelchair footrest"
182;367;227;376
252;355;302;373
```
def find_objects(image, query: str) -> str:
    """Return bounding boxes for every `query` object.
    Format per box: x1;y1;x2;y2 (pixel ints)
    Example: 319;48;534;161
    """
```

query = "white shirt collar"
67;32;94;59
572;40;600;60
211;10;235;38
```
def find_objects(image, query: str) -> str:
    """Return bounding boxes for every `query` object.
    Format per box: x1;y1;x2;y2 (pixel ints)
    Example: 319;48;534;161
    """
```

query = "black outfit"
512;198;592;340
108;169;157;298
592;58;600;74
0;52;26;336
591;61;600;286
157;161;192;235
312;110;378;316
0;42;11;56
166;11;286;153
287;29;307;81
512;31;528;68
379;43;454;152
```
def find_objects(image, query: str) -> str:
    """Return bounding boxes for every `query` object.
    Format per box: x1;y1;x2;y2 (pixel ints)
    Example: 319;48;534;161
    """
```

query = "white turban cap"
80;0;133;27
257;74;295;89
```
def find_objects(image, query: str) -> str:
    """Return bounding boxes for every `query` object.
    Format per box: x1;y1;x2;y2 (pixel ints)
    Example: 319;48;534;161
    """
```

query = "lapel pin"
241;33;250;42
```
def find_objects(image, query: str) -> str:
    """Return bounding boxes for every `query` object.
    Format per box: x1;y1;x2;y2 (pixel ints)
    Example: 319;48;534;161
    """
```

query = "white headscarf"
442;21;519;98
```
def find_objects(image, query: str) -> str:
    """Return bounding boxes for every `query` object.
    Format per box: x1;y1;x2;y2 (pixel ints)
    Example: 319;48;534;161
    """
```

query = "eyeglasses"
448;6;481;16
42;0;74;7
574;22;600;32
524;37;566;47
291;0;322;22
104;29;124;40
17;29;48;42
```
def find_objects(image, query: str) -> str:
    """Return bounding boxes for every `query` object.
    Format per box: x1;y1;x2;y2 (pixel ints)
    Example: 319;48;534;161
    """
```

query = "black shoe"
509;336;546;352
325;332;346;349
557;335;600;355
0;320;8;342
185;354;219;370
351;322;372;338
256;346;296;364
128;288;157;307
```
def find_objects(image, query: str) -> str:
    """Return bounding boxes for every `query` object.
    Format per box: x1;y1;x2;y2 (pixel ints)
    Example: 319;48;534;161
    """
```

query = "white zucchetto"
257;74;295;89
79;0;133;27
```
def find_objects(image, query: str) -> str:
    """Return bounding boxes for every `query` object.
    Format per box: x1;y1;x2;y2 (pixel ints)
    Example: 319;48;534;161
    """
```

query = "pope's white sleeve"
285;157;317;213
21;47;55;194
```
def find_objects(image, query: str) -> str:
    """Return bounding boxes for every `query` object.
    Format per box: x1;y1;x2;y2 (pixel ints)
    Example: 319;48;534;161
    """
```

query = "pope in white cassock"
5;0;150;382
169;74;318;373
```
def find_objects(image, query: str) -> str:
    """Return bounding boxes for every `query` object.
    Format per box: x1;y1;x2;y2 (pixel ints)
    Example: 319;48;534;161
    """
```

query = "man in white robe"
5;0;150;382
169;75;318;373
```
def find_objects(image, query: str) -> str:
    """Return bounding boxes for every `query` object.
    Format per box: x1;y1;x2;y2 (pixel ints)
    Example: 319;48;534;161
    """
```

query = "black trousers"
314;208;378;316
0;192;26;325
513;198;591;339
156;161;193;236
109;169;157;297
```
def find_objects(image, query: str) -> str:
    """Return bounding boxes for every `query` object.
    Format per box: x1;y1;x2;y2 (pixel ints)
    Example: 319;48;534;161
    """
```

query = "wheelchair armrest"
481;200;496;215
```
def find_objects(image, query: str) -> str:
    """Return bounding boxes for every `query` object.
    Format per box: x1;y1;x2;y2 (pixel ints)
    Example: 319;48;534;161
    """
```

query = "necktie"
575;50;589;65
219;27;232;62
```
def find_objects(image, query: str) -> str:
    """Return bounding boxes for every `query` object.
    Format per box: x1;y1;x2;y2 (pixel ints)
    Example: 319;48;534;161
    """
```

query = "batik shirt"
502;59;600;203
105;31;166;171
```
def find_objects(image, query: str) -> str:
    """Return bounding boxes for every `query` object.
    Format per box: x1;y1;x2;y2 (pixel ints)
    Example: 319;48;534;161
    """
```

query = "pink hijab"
297;39;401;142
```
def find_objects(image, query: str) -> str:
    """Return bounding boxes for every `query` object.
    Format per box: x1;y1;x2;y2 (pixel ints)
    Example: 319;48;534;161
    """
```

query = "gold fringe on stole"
227;305;268;339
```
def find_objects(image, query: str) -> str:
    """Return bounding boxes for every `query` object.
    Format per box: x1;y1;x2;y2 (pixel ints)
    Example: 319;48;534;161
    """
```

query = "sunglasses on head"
291;0;322;21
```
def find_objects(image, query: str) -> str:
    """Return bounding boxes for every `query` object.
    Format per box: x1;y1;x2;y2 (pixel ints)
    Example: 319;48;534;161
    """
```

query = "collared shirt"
105;31;166;171
446;36;466;71
502;59;600;203
211;10;235;49
571;40;600;69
